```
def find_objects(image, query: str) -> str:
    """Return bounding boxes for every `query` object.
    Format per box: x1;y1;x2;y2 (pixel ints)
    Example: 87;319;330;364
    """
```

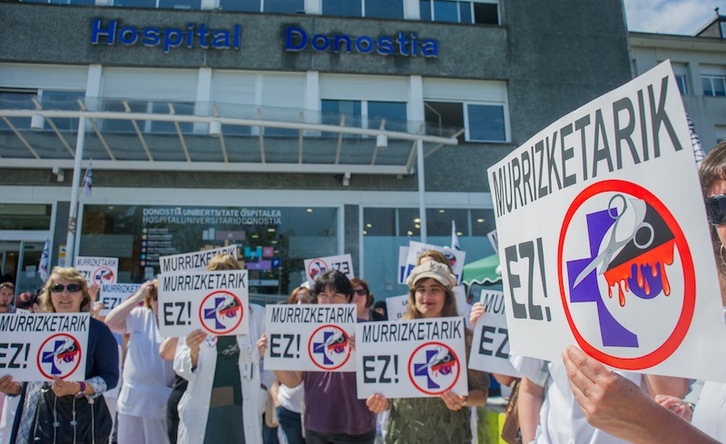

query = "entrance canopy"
0;96;460;177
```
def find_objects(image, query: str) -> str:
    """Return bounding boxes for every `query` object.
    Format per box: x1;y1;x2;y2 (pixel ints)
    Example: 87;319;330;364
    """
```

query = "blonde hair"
207;253;243;271
39;267;92;313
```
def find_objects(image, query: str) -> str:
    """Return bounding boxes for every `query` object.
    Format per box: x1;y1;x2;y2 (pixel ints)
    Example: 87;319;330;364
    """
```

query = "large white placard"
74;256;118;287
0;313;89;382
157;269;249;337
468;290;519;377
355;318;468;399
487;61;726;381
303;254;355;286
159;244;239;273
98;283;142;317
263;304;356;372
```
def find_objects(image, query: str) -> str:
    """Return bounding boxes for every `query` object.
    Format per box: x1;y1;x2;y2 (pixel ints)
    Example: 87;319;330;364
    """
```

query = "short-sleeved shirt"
302;371;376;436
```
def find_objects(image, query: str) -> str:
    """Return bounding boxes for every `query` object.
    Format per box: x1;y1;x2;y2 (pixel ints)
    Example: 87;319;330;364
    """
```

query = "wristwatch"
75;381;87;398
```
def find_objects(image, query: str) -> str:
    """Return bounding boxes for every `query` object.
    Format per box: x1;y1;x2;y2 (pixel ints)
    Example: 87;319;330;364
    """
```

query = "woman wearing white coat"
173;253;273;444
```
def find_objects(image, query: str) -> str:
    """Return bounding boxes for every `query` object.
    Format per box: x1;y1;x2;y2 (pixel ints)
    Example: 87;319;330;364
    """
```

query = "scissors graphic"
573;194;655;287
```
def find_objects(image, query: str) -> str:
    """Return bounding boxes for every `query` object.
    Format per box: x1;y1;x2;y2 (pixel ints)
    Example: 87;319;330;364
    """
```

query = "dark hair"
313;270;354;303
699;141;726;274
15;291;38;310
372;300;388;320
350;277;373;308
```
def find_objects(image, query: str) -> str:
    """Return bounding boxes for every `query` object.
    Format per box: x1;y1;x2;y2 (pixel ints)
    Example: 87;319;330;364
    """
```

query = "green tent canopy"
462;254;501;286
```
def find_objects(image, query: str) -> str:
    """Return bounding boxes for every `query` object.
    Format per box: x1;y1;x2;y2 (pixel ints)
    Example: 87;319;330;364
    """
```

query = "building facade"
0;0;632;301
630;13;726;150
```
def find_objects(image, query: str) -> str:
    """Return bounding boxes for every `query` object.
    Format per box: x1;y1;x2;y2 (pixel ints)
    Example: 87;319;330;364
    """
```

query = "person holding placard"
173;253;271;444
366;261;489;443
562;141;726;444
351;278;385;322
268;270;377;444
105;279;174;444
0;267;119;444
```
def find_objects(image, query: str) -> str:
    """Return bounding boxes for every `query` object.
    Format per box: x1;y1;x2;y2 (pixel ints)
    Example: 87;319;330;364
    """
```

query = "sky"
623;0;726;35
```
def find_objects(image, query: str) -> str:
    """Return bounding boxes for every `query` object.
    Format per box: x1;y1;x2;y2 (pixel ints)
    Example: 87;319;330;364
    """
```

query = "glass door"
0;241;45;294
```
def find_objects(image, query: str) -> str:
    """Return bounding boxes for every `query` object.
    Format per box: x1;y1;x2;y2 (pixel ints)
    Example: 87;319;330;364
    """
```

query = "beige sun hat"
405;261;457;289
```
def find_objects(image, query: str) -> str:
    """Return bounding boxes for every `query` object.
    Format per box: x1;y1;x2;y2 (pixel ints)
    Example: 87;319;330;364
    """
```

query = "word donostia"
285;26;439;57
90;19;241;53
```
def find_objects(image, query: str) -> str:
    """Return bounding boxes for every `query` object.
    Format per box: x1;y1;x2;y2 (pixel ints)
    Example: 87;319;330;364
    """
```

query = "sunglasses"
706;195;726;226
353;289;367;296
50;283;82;293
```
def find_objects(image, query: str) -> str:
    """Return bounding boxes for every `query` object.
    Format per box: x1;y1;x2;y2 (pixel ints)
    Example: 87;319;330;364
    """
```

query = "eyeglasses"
353;289;367;296
706;195;726;226
50;283;82;294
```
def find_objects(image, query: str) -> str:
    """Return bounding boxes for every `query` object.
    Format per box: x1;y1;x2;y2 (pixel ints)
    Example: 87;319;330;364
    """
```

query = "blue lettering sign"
284;26;438;58
90;19;241;53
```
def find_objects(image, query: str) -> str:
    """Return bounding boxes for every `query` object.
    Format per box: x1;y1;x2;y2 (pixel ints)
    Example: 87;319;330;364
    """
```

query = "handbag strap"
8;382;27;444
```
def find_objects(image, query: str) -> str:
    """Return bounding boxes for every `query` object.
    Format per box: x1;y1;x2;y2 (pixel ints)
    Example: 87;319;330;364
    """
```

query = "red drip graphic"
603;240;675;307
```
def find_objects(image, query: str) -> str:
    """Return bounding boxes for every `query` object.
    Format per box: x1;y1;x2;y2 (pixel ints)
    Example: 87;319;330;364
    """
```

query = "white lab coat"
174;304;272;444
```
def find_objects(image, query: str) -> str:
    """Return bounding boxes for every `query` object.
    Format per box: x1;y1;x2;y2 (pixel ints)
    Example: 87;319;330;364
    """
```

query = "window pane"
158;0;201;9
433;0;459;22
368;101;407;131
703;77;715;96
420;0;432;20
471;209;496;236
220;0;261;12
363;208;396;236
321;99;361;138
323;0;361;17
366;0;403;19
426;208;467;236
265;0;304;13
675;75;688;95
149;102;194;134
0;204;52;231
467;103;505;141
716;78;726;96
459;2;472;23
473;2;499;24
0;90;36;131
424;101;463;140
103;101;146;133
114;0;155;8
40;91;84;131
398;208;421;237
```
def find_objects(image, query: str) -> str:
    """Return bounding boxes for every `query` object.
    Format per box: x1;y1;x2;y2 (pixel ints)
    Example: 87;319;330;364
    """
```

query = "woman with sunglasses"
350;278;385;322
561;142;726;444
105;279;174;444
0;267;119;444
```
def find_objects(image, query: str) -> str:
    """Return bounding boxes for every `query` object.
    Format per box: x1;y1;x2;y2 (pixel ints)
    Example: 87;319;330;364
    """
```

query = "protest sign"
468;289;519;377
0;313;89;381
74;256;118;286
303;254;354;285
159;244;239;273
488;61;726;381
98;283;142;316
400;241;466;284
355;317;468;399
263;304;356;372
157;269;249;337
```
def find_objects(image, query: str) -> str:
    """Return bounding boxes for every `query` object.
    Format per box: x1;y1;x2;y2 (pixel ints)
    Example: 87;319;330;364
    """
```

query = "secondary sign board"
74;256;118;287
98;283;142;317
157;269;249;337
263;304;356;372
303;254;355;286
0;313;90;382
159;244;239;273
487;61;726;381
468;289;519;377
355;317;468;399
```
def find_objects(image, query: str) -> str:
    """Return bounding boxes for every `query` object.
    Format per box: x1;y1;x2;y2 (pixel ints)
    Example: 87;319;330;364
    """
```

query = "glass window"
366;0;403;19
467;103;505;141
102;101;146;133
675;74;688;95
80;205;338;303
459;2;473;23
426;208;468;236
420;0;432;20
264;0;304;13
363;208;396;236
41;91;84;132
398;208;421;237
149;101;194;134
158;0;201;9
321;99;362;138
433;0;459;23
424;101;462;139
322;0;361;17
0;204;52;231
471;209;495;236
113;0;156;8
703;75;726;97
219;0;261;11
0;89;36;131
368;101;407;131
473;2;498;24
